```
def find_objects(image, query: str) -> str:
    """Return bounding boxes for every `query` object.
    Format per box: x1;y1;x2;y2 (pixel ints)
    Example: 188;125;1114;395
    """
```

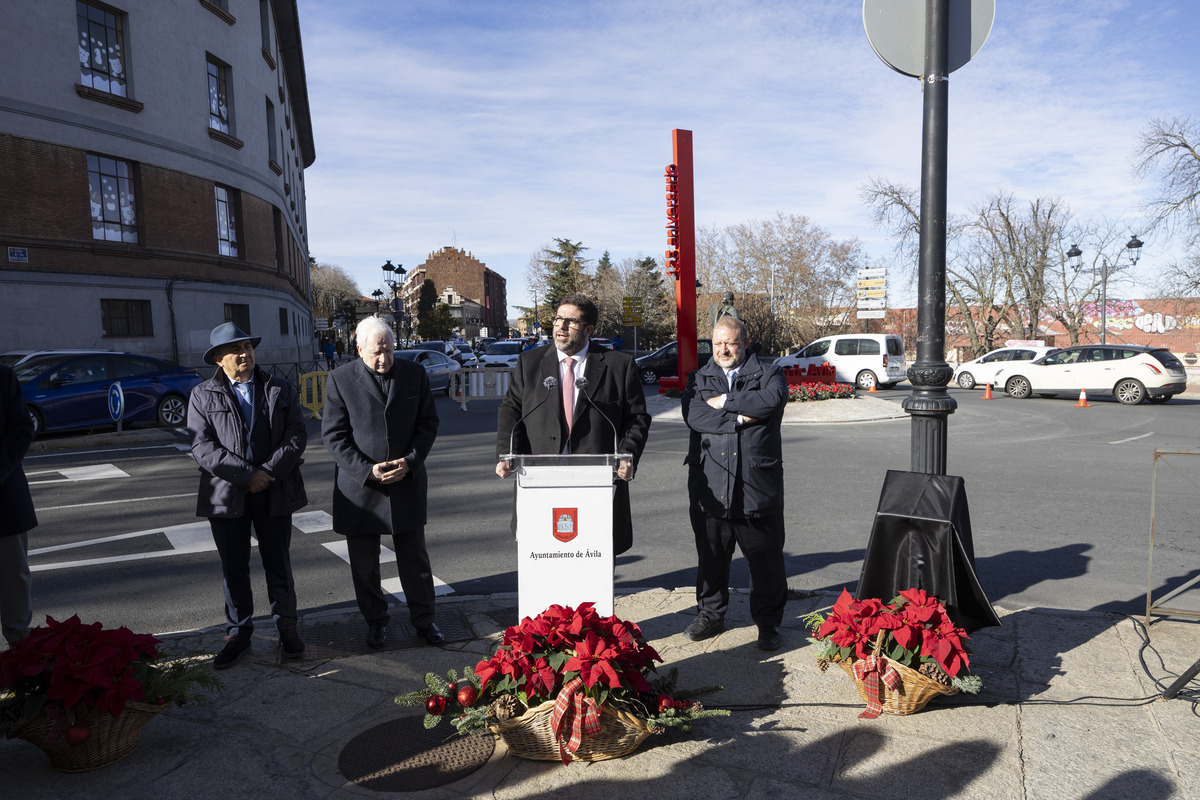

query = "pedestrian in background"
188;322;308;669
681;316;789;651
0;364;36;644
322;316;443;649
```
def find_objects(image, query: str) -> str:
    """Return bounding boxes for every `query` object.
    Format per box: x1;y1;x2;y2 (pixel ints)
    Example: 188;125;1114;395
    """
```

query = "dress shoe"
417;623;445;646
279;626;305;659
366;624;387;649
683;614;725;642
757;627;783;652
213;636;251;670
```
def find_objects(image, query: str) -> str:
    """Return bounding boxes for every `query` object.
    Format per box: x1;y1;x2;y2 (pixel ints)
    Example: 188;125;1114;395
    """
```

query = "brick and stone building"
402;247;507;339
1;0;315;366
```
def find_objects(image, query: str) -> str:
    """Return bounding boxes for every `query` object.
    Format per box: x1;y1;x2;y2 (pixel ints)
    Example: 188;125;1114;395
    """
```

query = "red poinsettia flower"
563;631;622;690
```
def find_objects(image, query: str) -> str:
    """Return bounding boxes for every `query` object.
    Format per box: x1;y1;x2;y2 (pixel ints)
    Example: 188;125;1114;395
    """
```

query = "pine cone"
918;662;951;686
816;658;830;673
489;694;520;721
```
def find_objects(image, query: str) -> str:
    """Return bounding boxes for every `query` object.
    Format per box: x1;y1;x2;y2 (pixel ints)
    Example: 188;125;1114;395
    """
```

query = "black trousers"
209;493;297;638
346;527;435;628
690;507;786;629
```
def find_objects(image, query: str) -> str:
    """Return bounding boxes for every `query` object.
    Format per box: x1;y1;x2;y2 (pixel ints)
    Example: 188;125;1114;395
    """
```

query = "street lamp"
371;289;384;312
381;260;408;344
1067;235;1144;345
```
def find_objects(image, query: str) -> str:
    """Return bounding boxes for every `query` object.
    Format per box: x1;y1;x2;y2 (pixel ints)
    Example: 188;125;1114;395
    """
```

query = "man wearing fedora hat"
187;322;308;669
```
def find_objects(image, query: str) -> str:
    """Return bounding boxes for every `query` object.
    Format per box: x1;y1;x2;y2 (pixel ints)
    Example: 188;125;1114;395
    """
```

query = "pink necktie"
562;357;575;433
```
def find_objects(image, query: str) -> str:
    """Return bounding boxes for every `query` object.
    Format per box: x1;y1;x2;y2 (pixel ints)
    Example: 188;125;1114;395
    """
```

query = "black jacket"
682;354;788;519
0;365;36;537
187;367;308;519
322;358;438;536
496;344;650;554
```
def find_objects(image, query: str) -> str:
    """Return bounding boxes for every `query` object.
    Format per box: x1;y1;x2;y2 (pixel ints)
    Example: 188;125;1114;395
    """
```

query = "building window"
224;304;251;333
215;185;239;256
88;153;138;243
77;1;128;98
101;298;152;337
207;56;232;134
279;307;289;335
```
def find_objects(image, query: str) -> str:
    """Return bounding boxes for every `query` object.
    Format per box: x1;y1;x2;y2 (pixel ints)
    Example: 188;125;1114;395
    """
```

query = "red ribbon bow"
550;676;602;763
852;655;901;719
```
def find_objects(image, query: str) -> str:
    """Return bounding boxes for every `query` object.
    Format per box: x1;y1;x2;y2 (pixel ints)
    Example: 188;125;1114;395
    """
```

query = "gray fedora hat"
204;322;262;364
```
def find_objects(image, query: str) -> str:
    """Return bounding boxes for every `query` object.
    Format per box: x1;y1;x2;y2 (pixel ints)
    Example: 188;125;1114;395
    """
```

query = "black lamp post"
1067;236;1143;345
381;260;408;344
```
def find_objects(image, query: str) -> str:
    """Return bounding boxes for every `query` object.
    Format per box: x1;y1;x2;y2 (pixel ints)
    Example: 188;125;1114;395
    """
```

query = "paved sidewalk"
2;588;1197;799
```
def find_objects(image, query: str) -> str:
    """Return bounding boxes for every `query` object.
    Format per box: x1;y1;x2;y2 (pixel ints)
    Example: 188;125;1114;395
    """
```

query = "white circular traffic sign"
863;0;994;79
108;381;124;421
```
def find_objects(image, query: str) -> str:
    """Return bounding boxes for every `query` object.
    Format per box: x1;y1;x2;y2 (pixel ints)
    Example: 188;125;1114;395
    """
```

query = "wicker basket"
489;699;656;761
8;701;168;772
836;636;958;716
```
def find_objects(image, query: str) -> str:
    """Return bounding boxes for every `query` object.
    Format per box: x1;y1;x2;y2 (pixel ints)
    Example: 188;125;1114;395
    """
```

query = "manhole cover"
339;717;495;792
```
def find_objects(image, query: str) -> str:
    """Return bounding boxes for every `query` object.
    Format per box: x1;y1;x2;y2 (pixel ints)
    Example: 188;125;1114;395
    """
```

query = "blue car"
16;351;203;435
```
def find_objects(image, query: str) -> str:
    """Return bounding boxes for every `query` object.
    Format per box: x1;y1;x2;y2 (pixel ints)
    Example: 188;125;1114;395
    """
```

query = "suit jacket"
0;365;36;537
187;367;308;519
682;354;787;519
496;344;650;554
323;358;439;536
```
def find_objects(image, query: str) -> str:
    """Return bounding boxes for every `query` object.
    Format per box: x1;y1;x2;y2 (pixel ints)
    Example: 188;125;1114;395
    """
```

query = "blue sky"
295;0;1198;312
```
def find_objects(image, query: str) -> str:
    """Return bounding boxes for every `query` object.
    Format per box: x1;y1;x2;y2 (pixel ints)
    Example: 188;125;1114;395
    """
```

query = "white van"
776;334;906;389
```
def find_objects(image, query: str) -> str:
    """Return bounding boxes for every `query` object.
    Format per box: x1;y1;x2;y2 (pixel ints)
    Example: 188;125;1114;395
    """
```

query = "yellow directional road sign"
858;288;886;299
857;278;886;288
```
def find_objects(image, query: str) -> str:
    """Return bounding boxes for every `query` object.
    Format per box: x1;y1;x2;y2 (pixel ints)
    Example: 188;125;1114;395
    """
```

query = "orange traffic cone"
868;381;877;393
982;383;993;399
1075;388;1089;407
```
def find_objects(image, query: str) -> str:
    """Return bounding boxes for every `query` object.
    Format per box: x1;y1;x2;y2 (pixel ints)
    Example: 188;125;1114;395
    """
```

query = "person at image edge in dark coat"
495;295;650;556
322;316;443;649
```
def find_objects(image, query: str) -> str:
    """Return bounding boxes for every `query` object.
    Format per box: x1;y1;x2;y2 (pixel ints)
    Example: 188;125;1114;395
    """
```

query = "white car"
995;344;1187;405
953;346;1056;390
477;340;524;367
776;334;906;389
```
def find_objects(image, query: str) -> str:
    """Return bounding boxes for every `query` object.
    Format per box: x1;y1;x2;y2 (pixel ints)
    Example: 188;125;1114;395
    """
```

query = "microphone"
574;376;620;457
506;376;558;457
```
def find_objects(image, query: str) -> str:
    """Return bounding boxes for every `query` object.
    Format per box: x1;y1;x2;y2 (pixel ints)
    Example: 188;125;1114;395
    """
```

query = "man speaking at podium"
495;295;650;555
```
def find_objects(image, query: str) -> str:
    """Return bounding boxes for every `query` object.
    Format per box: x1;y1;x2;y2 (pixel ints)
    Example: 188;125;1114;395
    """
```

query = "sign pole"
900;0;957;475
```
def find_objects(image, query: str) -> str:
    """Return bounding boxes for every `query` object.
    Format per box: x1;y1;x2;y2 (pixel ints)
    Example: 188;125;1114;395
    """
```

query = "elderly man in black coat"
188;323;309;669
681;316;789;651
0;364;37;644
495;295;650;555
323;316;442;648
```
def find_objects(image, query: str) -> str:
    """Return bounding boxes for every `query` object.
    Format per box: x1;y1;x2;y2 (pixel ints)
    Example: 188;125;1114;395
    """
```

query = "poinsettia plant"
0;615;221;737
396;603;728;748
804;588;982;694
788;382;856;402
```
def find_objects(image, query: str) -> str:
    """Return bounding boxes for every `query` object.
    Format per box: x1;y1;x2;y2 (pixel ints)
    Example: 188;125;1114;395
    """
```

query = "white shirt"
557;342;590;417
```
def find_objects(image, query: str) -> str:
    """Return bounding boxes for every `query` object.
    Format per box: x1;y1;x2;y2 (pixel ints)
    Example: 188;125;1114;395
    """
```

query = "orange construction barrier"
982;383;993;399
1075;389;1090;407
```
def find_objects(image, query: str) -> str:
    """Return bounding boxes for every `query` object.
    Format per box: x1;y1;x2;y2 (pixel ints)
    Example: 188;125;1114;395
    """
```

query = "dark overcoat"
681;353;788;519
0;365;36;537
496;344;650;554
322;358;438;536
187;367;308;519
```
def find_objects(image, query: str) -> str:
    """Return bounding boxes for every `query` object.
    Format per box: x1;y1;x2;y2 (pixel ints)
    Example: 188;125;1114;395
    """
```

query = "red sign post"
662;129;696;392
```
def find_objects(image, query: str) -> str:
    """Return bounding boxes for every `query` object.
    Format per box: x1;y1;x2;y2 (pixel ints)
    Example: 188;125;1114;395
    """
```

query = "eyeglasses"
551;316;586;329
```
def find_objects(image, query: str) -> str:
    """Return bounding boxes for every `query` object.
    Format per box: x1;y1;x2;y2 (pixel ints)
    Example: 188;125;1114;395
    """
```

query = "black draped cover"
855;470;1001;633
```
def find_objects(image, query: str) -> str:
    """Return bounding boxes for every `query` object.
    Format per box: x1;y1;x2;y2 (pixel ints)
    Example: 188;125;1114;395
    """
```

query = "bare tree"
310;261;361;322
1134;116;1200;295
695;213;863;354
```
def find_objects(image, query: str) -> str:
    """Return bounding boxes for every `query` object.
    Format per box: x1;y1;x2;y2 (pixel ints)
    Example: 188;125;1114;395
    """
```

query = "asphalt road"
20;385;1200;637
